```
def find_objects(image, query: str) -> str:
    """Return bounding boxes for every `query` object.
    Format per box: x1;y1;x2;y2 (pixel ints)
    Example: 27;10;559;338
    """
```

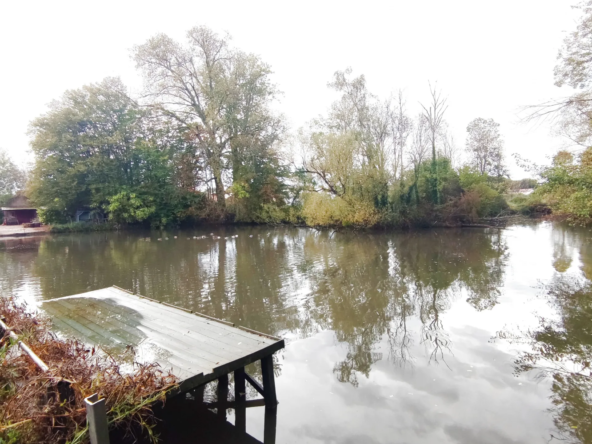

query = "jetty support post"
192;384;205;402
85;394;110;444
234;367;246;432
217;374;229;420
264;405;278;444
261;355;277;408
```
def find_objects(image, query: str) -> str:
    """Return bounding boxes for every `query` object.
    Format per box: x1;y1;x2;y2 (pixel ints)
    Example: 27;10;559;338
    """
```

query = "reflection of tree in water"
302;229;508;386
549;224;592;279
501;277;592;444
552;229;577;272
0;238;41;297
29;229;305;339
8;227;509;388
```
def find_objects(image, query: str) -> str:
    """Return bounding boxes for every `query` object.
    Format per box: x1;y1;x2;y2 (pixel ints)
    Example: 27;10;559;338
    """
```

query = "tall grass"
0;298;177;443
49;222;119;233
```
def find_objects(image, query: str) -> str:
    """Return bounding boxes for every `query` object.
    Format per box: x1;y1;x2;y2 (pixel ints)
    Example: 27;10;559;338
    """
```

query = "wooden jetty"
42;286;284;403
41;286;285;426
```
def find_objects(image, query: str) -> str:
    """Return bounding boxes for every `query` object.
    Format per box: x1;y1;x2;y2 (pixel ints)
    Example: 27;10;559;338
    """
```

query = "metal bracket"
85;394;110;444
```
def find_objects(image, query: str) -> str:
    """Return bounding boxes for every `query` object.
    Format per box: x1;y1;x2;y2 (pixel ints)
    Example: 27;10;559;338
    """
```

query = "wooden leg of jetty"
217;374;228;421
261;356;277;408
193;384;204;402
234;367;247;432
263;405;278;444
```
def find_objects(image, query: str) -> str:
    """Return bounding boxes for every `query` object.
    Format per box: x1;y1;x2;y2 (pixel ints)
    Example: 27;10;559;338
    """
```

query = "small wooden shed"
1;195;38;225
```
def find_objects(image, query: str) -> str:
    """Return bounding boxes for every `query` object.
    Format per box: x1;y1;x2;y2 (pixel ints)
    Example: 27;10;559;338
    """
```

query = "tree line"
1;26;518;228
517;0;592;225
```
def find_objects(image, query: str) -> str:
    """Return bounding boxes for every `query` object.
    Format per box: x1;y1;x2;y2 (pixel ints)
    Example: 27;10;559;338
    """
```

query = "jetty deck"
41;286;284;407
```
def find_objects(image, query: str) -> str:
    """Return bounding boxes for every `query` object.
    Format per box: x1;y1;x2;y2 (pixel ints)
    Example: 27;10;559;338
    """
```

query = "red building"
1;195;38;225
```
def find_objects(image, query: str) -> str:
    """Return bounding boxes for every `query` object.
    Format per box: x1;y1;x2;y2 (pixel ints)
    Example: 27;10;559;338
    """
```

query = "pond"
1;222;591;444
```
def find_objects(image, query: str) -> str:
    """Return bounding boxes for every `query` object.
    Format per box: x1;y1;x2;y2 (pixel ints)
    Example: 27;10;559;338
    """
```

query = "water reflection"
2;224;592;443
0;228;509;385
301;229;508;384
500;277;592;444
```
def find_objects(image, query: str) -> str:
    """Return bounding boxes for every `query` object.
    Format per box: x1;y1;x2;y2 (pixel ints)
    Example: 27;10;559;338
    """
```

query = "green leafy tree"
133;26;284;212
106;190;155;224
0;148;25;204
28;77;145;222
28;77;196;227
299;69;405;226
536;148;592;224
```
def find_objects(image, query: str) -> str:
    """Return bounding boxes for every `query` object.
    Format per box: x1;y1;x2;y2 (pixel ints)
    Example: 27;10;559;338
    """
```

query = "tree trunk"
212;166;226;208
400;146;405;191
432;141;440;205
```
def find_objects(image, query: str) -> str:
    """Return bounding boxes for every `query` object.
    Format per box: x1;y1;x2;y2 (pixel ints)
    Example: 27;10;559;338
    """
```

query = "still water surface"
1;222;591;443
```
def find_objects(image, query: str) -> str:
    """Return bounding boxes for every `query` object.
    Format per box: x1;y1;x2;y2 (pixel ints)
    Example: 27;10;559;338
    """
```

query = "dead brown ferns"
0;298;177;444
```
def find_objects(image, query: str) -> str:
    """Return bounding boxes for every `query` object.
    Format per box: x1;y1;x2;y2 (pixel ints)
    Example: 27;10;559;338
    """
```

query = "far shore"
0;225;50;238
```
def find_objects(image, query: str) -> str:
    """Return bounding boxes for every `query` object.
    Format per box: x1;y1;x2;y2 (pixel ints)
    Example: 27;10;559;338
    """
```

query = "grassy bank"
0;298;177;443
49;221;120;233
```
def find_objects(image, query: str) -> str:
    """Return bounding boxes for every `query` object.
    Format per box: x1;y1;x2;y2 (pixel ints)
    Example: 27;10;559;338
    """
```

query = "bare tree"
392;90;413;183
406;114;430;204
440;125;460;168
554;0;592;90
409;114;430;170
524;2;592;148
420;83;448;204
465;117;507;177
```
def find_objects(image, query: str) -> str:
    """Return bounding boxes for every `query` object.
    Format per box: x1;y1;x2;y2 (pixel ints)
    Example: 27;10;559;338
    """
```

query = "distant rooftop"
1;194;36;210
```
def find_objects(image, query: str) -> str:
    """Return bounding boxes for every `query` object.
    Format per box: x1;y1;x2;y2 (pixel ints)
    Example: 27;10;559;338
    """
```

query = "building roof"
1;194;36;211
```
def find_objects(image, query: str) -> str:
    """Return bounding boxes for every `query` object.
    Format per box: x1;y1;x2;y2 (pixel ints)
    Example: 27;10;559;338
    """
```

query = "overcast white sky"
0;0;581;178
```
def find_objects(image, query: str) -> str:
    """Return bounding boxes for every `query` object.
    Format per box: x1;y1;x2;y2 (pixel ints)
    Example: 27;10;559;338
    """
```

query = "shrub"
49;222;119;233
535;148;592;224
106;191;155;225
469;183;508;217
456;183;508;220
0;298;177;444
301;192;379;227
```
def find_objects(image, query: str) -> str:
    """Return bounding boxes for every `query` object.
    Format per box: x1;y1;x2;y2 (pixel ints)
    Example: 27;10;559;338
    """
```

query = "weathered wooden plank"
93;298;257;364
97;304;272;361
47;314;87;339
53;299;135;345
103;289;277;346
47;300;218;375
120;299;273;348
157;354;209;381
43;287;285;398
211;340;285;378
237;325;282;342
98;293;257;341
58;299;147;343
56;299;142;345
43;303;115;345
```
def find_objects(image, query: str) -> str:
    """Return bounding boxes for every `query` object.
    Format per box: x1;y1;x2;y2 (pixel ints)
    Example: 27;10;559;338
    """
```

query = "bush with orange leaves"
0;298;177;444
